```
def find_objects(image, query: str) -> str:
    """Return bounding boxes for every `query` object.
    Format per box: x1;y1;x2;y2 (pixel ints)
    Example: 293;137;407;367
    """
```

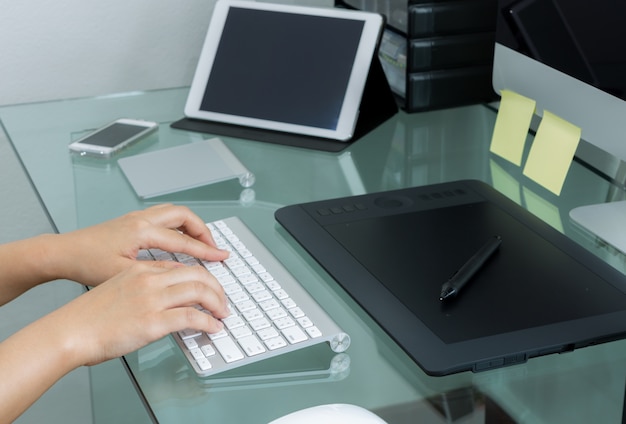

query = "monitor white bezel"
184;0;383;142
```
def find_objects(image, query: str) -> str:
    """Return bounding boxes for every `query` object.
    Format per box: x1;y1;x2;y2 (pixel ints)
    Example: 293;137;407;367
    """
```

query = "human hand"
51;204;229;286
49;260;229;367
0;205;231;422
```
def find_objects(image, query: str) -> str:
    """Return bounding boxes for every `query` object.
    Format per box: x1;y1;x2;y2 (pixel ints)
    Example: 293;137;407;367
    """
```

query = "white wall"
0;0;331;106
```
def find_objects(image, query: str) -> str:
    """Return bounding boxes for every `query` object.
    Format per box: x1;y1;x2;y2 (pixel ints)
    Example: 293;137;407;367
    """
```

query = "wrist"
35;233;72;283
38;232;94;285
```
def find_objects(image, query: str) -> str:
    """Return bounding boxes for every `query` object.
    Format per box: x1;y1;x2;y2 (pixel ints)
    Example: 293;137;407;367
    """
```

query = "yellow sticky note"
490;89;536;166
523;111;581;196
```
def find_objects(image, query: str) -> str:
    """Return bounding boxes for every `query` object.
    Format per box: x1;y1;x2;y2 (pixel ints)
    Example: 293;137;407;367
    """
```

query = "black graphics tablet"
275;180;626;376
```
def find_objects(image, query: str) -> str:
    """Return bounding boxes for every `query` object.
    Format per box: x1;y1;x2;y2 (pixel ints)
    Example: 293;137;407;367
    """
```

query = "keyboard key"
289;307;305;318
223;283;243;296
216;274;236;286
229;291;249;304
214;337;244;363
237;248;252;258
230;325;252;339
189;347;205;360
306;326;323;338
225;257;245;268
179;329;202;340
202;261;223;271
257;327;279;340
210;266;230;278
151;249;175;261
223;315;246;330
245;256;260;266
236;300;257;313
174;253;200;266
258;272;274;282
259;299;280;311
238;335;266;356
196;356;212;371
208;329;228;340
265;336;288;350
245;282;265;294
266;281;281;291
273;289;289;300
281;298;297;309
242;308;264;321
213;220;227;230
200;344;216;357
231;266;252;278
252;290;273;303
266;307;288;321
231;240;246;251
238;274;259;285
274;316;296;330
218;227;232;236
183;338;199;349
251;263;266;274
282;326;308;344
136;250;153;261
249;317;271;331
297;316;313;328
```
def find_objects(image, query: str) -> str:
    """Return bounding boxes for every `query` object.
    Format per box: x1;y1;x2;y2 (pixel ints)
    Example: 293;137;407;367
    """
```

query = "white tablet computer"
184;0;384;141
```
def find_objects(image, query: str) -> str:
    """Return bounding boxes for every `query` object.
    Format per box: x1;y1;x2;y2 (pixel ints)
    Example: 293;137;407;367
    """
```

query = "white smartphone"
68;118;158;157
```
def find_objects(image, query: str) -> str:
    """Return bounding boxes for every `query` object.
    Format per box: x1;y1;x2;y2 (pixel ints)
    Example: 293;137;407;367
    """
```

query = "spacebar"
213;337;245;363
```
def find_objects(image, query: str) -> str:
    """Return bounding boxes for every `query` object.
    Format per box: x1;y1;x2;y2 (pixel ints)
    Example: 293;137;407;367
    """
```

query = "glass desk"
2;88;626;423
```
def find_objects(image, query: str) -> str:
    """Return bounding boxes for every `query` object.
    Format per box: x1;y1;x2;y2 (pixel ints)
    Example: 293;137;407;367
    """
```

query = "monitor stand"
570;201;626;254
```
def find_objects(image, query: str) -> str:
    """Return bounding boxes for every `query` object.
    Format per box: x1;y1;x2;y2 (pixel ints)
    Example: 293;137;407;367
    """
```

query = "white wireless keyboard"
138;216;350;377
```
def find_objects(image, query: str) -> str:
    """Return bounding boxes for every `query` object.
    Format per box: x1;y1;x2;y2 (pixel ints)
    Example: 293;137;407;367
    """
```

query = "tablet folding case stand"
171;57;398;152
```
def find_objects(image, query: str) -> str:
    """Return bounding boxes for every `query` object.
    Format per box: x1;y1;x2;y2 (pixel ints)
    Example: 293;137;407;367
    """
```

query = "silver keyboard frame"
169;216;350;377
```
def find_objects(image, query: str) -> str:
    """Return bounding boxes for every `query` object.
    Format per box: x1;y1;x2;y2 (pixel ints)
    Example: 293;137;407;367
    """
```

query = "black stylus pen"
439;235;502;301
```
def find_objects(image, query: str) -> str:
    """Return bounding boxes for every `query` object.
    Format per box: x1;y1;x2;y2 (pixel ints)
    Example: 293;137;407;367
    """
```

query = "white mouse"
268;403;388;424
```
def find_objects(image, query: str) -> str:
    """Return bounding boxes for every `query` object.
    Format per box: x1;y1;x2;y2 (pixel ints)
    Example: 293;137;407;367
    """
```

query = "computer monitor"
492;0;626;252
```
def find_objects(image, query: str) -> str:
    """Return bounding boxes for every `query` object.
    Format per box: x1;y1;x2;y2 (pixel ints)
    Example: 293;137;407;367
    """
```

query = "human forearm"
0;307;80;423
0;234;64;305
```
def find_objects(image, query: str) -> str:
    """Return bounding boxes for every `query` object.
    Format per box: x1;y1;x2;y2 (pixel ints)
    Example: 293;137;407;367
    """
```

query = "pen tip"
439;287;456;301
440;287;455;301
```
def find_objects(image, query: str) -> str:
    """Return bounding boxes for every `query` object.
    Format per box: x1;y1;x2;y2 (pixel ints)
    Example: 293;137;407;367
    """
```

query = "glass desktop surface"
2;88;626;423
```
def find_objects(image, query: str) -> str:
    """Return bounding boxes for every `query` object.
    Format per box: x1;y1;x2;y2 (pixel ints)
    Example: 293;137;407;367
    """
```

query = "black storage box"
337;0;499;112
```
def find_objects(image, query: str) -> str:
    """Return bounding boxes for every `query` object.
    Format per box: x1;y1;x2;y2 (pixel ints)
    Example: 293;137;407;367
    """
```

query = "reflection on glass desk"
2;88;626;423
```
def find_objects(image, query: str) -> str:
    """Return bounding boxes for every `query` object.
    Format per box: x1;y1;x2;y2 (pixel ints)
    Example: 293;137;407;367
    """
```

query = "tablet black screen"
200;7;364;130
